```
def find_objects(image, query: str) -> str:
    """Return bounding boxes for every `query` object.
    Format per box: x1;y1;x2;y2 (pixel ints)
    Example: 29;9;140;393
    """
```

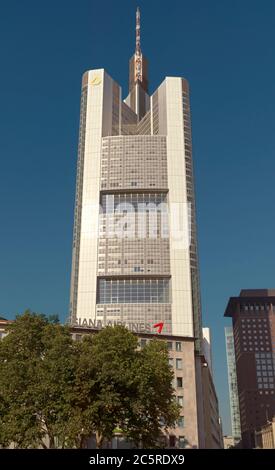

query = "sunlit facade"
69;11;202;351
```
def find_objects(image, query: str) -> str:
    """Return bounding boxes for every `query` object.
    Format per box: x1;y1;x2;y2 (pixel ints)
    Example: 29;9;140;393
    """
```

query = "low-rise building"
223;435;235;449
72;326;200;449
0;318;222;449
72;325;223;449
0;317;11;339
255;417;275;449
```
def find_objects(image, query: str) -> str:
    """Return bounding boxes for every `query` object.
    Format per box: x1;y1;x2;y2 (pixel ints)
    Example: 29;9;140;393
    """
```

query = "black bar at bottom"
0;449;274;467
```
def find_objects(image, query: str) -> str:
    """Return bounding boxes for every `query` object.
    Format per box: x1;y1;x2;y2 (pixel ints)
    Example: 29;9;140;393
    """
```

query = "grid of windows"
255;352;275;389
70;86;88;323
182;81;202;353
97;278;170;304
97;238;170;276
137;109;151;135
240;303;275;312
225;327;241;440
239;317;271;352
101;135;167;191
101;193;168;213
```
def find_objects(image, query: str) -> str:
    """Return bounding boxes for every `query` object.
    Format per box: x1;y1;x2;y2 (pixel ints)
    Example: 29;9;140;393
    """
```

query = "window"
176;359;182;370
169;358;174;368
177;396;184;406
97;278;170;304
167;341;173;351
176;342;182;352
176;377;183;388
140;339;147;348
178;436;186;448
178;417;185;428
169;435;176;448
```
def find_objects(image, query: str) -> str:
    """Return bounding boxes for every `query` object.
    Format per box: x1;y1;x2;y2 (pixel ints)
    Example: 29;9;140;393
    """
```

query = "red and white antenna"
135;7;142;83
135;7;141;55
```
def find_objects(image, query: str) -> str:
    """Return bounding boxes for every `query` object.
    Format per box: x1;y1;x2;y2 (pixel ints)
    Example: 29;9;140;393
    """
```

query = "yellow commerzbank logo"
91;76;102;86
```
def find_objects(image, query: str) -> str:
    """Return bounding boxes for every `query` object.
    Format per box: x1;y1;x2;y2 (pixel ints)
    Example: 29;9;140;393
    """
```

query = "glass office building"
225;326;241;442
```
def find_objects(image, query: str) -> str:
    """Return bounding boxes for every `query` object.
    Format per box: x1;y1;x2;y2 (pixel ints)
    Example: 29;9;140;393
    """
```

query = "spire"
128;7;149;119
135;7;141;56
134;7;142;85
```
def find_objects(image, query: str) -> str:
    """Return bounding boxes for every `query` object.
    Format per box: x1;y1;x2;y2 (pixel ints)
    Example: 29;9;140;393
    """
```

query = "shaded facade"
199;328;223;448
224;289;275;448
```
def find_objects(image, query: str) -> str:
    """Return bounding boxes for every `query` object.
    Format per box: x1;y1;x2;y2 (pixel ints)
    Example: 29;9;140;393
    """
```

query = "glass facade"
225;327;241;440
101;193;168;213
97;278;170;304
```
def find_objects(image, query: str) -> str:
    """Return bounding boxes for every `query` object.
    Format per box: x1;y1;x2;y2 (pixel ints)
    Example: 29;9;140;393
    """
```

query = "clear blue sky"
1;0;275;435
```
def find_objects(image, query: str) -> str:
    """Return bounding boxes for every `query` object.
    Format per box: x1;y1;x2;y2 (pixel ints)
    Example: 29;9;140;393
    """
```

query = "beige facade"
223;435;235;449
0;319;199;449
165;339;199;448
0;318;10;340
69;70;202;346
71;326;199;449
255;418;275;448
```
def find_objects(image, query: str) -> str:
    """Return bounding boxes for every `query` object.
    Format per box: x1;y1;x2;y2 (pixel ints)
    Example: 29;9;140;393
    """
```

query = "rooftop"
224;289;275;317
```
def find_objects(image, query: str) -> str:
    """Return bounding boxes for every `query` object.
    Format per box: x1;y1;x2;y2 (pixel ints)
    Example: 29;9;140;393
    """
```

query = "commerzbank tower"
69;8;202;353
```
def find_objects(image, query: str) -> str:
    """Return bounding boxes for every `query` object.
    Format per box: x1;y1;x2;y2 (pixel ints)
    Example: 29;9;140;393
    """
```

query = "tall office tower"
69;8;202;351
224;290;275;448
225;326;241;443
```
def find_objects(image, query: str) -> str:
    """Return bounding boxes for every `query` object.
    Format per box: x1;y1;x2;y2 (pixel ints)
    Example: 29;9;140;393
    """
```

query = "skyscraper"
224;289;275;448
69;8;202;351
225;326;241;443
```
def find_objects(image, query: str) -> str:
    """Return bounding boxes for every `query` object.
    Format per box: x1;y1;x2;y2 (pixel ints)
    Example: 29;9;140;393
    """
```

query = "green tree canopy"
0;311;179;448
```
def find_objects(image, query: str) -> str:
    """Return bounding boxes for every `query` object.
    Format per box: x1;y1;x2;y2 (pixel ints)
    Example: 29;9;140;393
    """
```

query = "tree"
0;311;77;448
72;325;139;448
125;339;180;448
0;312;180;448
